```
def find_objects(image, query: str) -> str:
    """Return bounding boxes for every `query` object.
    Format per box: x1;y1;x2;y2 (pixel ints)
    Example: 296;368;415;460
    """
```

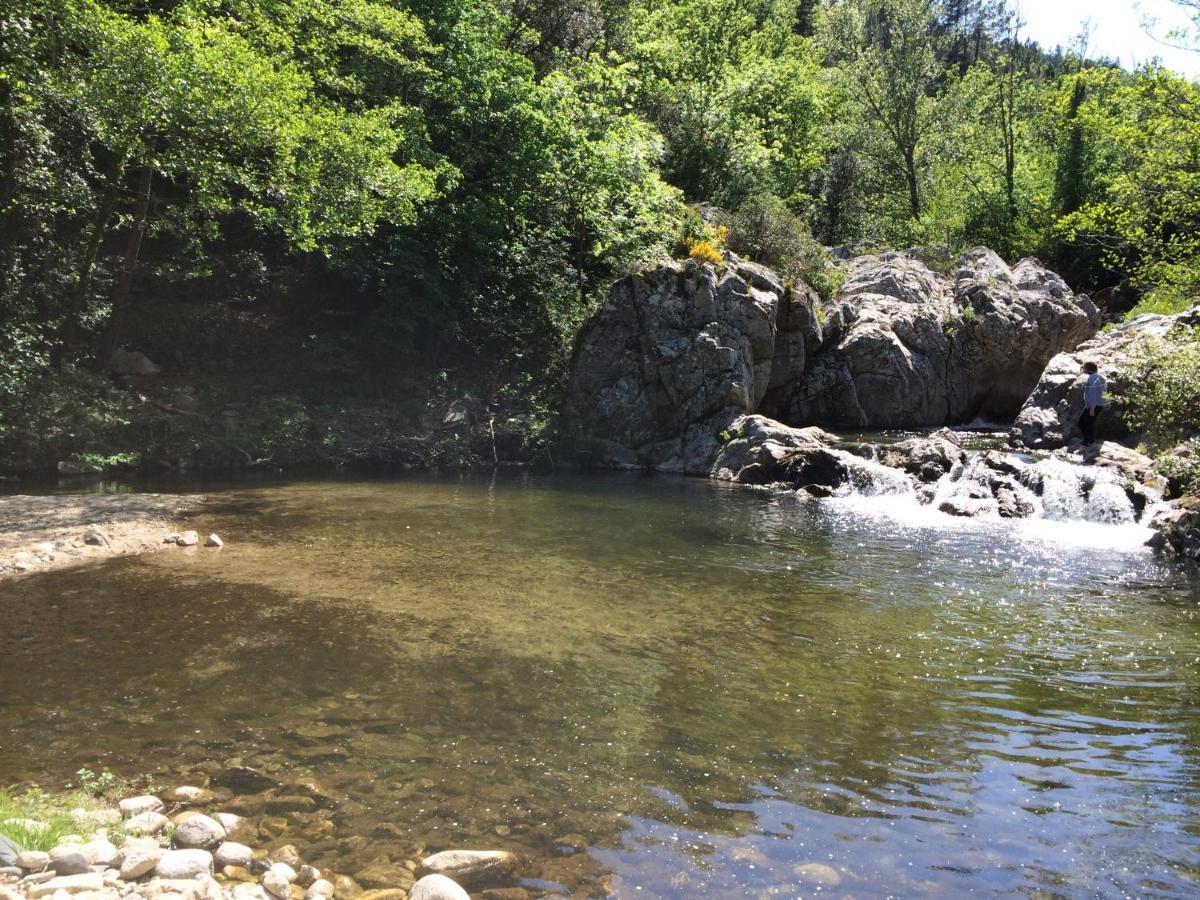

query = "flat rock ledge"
0;790;517;900
0;493;211;579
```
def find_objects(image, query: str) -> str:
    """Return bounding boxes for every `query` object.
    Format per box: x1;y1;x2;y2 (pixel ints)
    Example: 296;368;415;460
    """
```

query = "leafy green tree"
824;0;945;223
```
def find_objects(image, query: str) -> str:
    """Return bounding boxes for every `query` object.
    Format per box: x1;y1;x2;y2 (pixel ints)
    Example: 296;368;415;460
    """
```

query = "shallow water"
2;472;1199;898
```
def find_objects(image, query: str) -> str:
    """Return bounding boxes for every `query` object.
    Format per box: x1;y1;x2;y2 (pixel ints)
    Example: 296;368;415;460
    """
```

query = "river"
1;471;1198;897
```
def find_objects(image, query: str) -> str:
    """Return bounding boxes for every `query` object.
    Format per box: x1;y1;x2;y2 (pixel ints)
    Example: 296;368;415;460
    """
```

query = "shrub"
724;194;843;300
1120;325;1200;451
688;239;724;266
1156;438;1200;498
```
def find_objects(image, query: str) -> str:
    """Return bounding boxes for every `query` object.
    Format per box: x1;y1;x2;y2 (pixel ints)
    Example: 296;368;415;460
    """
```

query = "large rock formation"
1011;305;1200;449
761;249;1101;427
566;248;1100;472
565;256;800;473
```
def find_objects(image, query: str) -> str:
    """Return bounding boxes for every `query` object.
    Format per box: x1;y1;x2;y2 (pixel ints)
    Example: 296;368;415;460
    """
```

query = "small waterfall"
826;440;1162;536
839;450;914;496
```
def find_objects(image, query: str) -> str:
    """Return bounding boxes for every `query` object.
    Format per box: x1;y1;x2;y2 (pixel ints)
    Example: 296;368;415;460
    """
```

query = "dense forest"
3;0;1200;474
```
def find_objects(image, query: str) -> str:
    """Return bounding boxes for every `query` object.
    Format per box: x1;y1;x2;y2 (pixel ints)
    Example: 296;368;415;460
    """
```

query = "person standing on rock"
1077;361;1106;447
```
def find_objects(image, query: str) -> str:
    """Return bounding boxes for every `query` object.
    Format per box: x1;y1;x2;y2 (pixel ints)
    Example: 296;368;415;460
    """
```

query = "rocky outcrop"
762;249;1101;427
565;256;797;473
1148;497;1200;561
1011;305;1200;449
566;248;1098;471
878;428;966;483
709;416;837;484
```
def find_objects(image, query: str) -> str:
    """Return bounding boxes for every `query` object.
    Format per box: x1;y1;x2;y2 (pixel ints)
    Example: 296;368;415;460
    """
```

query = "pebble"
81;841;118;869
26;874;103;897
221;867;255;883
409;875;470;900
46;851;88;878
230;885;265;900
205;534;223;548
173;815;226;850
169;787;209;803
261;864;294;900
419;850;513;882
295;867;318;890
213;815;243;837
124;813;169;836
793;862;842;886
154;850;213;880
213;844;252;870
303;881;333;900
270;849;300;871
119;847;163;881
118;798;164;819
16;854;49;872
175;531;199;547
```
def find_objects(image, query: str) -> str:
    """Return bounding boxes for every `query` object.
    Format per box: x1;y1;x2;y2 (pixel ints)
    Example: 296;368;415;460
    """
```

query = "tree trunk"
95;163;153;372
905;149;921;220
59;178;121;365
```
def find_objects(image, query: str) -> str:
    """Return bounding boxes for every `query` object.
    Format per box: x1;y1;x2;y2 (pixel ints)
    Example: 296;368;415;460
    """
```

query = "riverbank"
0;786;494;900
0;493;207;579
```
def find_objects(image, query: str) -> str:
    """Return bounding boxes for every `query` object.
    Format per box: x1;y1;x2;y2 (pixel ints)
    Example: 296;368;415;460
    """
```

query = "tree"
825;0;944;222
44;0;444;368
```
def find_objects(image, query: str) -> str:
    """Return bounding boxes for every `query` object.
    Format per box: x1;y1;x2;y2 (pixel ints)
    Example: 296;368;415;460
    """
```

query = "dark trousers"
1078;407;1102;445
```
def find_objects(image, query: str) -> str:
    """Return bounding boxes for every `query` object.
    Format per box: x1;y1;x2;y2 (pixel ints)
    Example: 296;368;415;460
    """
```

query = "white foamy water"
824;447;1166;553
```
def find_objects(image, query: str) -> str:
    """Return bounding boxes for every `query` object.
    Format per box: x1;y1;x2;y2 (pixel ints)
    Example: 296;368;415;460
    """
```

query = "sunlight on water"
1;472;1198;899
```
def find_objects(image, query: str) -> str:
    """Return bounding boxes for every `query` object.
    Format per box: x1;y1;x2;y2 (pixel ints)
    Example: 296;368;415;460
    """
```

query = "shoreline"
0;493;208;580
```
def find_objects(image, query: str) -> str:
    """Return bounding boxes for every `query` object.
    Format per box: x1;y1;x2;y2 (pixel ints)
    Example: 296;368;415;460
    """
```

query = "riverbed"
1;472;1198;897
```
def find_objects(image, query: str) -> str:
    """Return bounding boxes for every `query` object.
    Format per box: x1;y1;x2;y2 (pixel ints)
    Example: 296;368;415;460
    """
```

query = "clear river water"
1;471;1199;898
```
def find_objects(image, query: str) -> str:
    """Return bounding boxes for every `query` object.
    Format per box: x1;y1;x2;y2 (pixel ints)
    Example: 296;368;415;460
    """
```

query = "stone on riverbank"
173;815;226;850
125;812;170;836
25;874;103;897
119;797;164;819
46;847;89;876
214;844;253;870
0;838;20;869
155;850;213;879
119;847;163;880
15;853;48;872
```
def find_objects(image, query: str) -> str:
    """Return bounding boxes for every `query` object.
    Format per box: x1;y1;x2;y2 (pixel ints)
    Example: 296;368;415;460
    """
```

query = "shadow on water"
1;471;1199;898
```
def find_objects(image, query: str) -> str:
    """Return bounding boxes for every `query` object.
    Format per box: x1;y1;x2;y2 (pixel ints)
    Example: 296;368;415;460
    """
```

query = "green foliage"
6;0;1200;474
1157;438;1200;499
725;195;843;300
1120;327;1200;450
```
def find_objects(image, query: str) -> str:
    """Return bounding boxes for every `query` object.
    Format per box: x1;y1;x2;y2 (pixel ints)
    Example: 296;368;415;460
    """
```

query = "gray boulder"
1012;305;1200;448
878;428;966;483
565;255;785;473
763;249;1100;427
709;415;837;484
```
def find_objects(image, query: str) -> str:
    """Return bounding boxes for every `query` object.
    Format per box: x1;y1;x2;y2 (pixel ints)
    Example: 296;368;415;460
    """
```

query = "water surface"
1;472;1198;898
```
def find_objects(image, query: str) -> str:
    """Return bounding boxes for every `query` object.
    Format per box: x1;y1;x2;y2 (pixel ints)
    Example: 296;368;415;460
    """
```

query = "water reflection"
1;472;1198;898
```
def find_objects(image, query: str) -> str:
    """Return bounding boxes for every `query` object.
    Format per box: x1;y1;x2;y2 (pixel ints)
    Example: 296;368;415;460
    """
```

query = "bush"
1156;438;1200;499
1120;325;1200;451
724;195;843;300
688;239;724;266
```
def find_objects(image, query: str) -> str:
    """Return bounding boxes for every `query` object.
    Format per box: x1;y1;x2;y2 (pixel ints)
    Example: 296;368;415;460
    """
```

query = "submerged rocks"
409;875;470;900
1012;304;1200;449
419;850;514;885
